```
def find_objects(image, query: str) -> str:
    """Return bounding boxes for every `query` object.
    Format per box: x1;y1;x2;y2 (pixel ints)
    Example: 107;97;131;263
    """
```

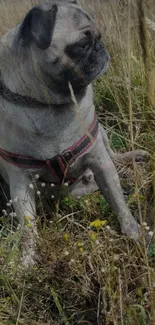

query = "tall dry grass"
1;0;155;324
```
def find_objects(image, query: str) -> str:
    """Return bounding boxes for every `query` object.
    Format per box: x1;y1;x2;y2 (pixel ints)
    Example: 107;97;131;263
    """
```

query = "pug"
0;0;148;266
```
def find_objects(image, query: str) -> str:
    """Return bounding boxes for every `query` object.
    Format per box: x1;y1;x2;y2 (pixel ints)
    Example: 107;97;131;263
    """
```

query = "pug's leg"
99;124;115;159
86;133;140;240
9;172;37;268
99;124;149;163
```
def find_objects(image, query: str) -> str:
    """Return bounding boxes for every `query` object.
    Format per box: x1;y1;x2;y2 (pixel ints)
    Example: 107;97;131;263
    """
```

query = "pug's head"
17;0;109;101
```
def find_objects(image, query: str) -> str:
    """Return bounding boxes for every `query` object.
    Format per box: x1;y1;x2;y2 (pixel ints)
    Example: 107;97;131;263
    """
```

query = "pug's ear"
19;5;57;50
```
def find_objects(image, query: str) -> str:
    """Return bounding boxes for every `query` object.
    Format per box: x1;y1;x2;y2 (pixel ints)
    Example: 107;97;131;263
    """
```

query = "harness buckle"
61;150;74;165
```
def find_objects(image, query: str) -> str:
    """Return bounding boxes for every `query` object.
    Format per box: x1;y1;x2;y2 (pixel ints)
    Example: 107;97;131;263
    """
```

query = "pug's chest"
17;117;90;183
20;131;86;186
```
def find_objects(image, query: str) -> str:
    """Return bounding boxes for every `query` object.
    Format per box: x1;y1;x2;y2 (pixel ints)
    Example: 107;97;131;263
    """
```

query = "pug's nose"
94;28;102;41
97;30;102;40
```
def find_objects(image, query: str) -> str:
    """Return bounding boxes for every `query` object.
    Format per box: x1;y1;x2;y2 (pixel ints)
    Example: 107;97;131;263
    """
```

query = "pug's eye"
65;35;92;59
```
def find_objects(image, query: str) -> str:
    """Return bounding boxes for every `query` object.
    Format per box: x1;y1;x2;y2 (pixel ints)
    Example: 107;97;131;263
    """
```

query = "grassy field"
1;0;155;324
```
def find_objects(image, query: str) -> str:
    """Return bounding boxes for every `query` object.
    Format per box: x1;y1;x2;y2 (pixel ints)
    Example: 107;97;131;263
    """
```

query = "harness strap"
0;114;99;185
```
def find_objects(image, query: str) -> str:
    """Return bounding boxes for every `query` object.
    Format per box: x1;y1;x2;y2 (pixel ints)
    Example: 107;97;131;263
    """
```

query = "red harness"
0;113;99;185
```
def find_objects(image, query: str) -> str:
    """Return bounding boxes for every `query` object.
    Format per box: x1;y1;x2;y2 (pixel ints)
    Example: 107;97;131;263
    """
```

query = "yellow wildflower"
79;247;84;253
25;216;30;222
77;241;83;247
90;219;107;230
89;232;97;242
63;233;69;241
26;223;32;228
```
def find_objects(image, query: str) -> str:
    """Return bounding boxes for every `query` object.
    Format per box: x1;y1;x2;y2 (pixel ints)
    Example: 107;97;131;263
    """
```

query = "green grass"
1;0;155;324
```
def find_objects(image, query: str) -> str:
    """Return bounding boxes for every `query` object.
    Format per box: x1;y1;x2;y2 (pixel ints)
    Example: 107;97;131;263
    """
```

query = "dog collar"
0;78;51;108
0;113;99;185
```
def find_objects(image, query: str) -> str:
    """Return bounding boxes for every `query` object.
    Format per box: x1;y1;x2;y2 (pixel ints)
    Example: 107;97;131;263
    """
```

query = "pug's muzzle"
65;34;110;89
85;40;110;81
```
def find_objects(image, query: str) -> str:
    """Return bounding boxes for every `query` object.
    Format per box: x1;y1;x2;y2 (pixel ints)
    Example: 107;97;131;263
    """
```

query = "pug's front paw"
119;213;141;241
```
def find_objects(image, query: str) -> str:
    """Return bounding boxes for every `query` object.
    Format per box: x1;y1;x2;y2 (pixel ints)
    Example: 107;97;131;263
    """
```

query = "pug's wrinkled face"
18;0;109;95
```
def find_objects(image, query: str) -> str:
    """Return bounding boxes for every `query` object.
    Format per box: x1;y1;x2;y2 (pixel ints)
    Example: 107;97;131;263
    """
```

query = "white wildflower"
70;259;75;263
148;231;153;237
64;251;69;256
13;196;19;202
142;222;147;227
